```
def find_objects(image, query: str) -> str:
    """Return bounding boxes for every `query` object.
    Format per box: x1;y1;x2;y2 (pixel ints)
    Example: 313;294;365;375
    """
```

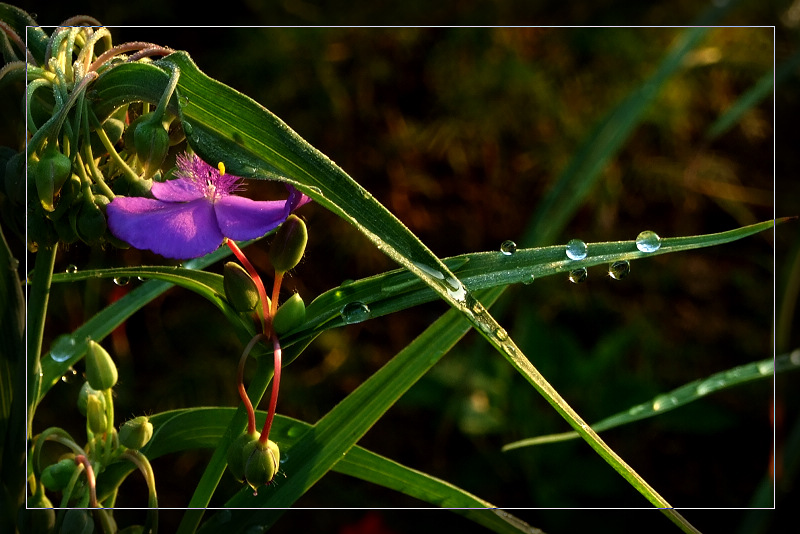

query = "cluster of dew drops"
499;230;662;284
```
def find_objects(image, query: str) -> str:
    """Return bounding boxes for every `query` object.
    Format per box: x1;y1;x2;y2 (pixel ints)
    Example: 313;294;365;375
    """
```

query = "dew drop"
287;426;304;438
608;260;630;280
179;95;190;107
636;230;662;253
182;121;193;135
65;264;78;274
523;274;535;285
565;239;588;260
493;327;508;341
696;377;726;396
757;361;773;375
568;267;587;284
500;240;517;256
50;335;77;363
652;395;678;411
340;301;371;324
113;276;130;286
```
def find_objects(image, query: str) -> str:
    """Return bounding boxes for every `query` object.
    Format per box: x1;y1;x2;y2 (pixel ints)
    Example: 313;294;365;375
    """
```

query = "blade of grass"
502;351;798;451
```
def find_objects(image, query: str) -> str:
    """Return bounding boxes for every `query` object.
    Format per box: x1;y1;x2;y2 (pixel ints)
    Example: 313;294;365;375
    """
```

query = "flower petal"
151;177;204;202
214;195;289;241
286;185;312;212
107;197;223;259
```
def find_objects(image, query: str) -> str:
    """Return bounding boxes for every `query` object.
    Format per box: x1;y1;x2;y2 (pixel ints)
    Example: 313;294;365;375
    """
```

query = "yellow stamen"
218;161;226;175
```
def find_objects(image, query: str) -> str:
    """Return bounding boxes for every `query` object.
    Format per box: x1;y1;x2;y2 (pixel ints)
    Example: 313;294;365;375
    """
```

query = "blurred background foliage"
20;0;799;533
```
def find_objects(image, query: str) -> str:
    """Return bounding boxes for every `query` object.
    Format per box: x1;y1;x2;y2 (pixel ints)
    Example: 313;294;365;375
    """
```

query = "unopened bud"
272;293;306;335
90;117;125;156
243;438;280;491
41;457;78;491
223;262;263;313
119;416;154;450
34;146;72;212
226;430;260;482
133;114;170;179
77;194;108;245
86;395;107;434
269;215;307;274
85;340;118;390
77;382;105;416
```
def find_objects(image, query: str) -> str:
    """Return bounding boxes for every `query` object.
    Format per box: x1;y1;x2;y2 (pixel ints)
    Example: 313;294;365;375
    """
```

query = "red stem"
259;334;282;443
74;455;98;507
226;239;271;334
238;334;265;435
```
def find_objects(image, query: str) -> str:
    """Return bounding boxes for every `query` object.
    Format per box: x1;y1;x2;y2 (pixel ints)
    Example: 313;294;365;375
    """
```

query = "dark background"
17;1;799;533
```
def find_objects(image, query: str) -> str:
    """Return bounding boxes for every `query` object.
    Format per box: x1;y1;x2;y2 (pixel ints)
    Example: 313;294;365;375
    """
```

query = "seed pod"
41;457;78;491
89;117;125;156
272;293;306;335
226;430;260;482
243;438;280;491
119;416;154;450
76;194;107;245
85;340;117;390
133;114;170;179
269;215;307;274
223;262;263;313
35;146;72;212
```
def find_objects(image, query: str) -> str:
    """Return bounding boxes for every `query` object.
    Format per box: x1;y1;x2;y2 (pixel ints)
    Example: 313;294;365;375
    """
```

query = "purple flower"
107;153;310;259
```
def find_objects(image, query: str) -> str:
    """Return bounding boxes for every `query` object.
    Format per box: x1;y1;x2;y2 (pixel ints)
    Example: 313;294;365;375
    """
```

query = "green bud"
223;262;265;313
226;430;260;482
272;293;306;335
77;382;105;416
119;416;153;450
35;146;72;212
133;115;170;179
48;173;82;221
86;394;107;434
85;340;118;390
76;194;107;245
243;438;280;491
90;118;125;156
41;457;78;491
269;215;307;273
60;508;94;534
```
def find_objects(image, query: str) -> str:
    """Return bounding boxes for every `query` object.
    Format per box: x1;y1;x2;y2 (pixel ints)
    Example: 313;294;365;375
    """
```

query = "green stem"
27;244;58;439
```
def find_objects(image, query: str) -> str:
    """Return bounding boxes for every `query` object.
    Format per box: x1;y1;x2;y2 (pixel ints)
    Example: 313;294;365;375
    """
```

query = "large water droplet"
113;276;130;286
523;274;535;285
444;275;466;301
340;301;371;324
50;335;77;363
65;264;78;274
565;239;588;260
696;377;726;396
182;121;193;135
757;361;773;375
608;260;630;280
493;327;508;341
500;240;517;256
568;267;587;284
636;230;662;253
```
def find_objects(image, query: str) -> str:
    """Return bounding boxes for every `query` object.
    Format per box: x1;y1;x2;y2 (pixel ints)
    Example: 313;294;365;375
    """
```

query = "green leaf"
98;405;534;534
503;351;800;451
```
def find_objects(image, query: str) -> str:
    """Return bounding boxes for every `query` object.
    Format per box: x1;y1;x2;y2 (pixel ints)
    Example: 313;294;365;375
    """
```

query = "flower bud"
48;173;82;221
77;382;105;416
77;194;108;245
226;430;260;482
223;262;262;313
90;117;125;156
86;394;107;434
85;340;118;390
119;416;154;450
243;438;280;491
272;293;306;335
60;508;94;534
41;457;78;491
269;215;307;274
133;114;170;179
34;146;72;212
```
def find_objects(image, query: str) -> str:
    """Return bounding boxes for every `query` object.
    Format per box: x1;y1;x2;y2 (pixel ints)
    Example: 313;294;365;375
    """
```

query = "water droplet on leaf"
568;267;587;284
500;240;517;255
493;327;508;341
113;277;130;286
636;230;662;253
608;260;630;280
61;367;78;383
50;335;77;363
65;264;78;274
340;301;371;324
652;395;678;411
565;239;588;260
